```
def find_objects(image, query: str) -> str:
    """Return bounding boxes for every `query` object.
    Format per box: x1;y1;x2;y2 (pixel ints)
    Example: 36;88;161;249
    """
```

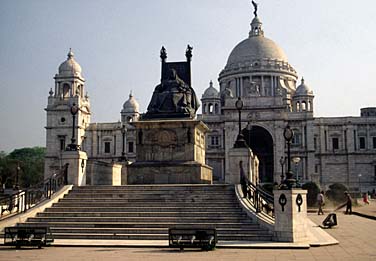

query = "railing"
0;163;68;219
242;178;275;219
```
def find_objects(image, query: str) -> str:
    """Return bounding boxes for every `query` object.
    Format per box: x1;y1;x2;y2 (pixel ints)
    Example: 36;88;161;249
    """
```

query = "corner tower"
44;49;91;178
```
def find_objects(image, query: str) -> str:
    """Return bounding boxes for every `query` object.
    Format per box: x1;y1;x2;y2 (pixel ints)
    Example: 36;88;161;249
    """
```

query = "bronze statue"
147;68;199;118
160;46;167;62
185;45;193;61
252;0;258;17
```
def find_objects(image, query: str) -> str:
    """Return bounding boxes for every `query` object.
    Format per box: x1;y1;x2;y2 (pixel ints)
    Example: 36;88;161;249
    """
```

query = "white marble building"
45;11;376;192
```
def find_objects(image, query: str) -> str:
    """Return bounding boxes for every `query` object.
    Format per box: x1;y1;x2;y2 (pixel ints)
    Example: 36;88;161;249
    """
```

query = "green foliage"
301;181;320;207
326;183;348;203
0;147;46;189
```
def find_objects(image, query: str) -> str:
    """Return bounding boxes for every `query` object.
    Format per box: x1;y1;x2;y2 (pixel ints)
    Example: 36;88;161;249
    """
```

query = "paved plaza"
1;201;375;261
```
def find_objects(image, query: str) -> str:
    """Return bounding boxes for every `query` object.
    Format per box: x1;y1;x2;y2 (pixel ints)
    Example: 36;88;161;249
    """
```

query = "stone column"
61;150;87;186
273;189;309;243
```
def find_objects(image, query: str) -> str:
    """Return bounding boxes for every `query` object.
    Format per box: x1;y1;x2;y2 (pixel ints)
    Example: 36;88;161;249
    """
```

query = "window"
314;137;317;150
373;137;376;149
104;142;111;153
210;136;219;146
59;137;66;151
128;142;134;153
292;132;301;145
359;137;366;149
332;137;339;150
315;165;318;173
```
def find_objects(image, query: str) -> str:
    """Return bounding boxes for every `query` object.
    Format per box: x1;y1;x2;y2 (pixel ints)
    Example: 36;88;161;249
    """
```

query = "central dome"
226;36;288;68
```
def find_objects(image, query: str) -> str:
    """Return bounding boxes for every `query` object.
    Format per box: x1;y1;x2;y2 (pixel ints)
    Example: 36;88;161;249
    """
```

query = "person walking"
345;191;352;214
317;190;325;215
363;193;370;205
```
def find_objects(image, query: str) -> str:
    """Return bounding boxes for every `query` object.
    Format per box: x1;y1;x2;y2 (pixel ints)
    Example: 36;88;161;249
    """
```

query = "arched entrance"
242;125;274;183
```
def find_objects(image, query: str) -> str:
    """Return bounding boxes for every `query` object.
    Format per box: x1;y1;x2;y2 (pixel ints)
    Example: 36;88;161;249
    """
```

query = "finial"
209;80;213;87
129;90;133;98
185;45;193;62
49;88;54;96
160;46;167;62
85;92;89;99
252;1;258;17
67;48;74;59
301;77;305;84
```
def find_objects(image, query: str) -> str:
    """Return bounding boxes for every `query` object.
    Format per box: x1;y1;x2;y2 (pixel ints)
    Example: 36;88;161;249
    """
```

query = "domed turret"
58;49;82;77
121;92;140;122
202;81;220;99
292;78;314;113
294;78;313;97
201;81;221;116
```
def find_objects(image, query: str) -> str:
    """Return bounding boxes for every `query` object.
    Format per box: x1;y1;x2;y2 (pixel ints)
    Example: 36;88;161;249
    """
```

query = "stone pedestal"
227;147;259;184
273;189;309;242
87;161;122;185
61;150;87;186
127;119;212;184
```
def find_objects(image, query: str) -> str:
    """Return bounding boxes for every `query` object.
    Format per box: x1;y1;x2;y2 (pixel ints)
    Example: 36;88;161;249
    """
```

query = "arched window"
308;101;312;111
203;104;206;114
296;102;300;112
301;101;307;111
214;103;219;114
63;83;70;98
208;103;213;114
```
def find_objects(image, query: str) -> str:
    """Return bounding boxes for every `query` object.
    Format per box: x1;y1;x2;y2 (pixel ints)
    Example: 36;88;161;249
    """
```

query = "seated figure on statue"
146;68;199;119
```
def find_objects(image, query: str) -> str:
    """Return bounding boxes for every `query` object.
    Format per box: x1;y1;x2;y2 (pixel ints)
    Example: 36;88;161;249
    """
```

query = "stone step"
43;233;272;241
70;185;234;191
46;227;267;235
19;222;257;229
27;216;251;223
37;212;247;218
53;201;239;207
64;194;236;199
44;207;243;213
59;197;238;202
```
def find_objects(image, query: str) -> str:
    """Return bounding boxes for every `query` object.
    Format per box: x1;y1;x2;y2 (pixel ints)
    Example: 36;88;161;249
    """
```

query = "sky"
0;0;375;152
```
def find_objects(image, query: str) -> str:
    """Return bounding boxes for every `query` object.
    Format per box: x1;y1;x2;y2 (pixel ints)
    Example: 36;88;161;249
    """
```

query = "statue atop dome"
144;46;200;119
252;0;258;17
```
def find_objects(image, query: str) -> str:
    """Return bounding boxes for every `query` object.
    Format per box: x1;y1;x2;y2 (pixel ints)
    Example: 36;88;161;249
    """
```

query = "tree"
0;147;46;189
302;181;320;207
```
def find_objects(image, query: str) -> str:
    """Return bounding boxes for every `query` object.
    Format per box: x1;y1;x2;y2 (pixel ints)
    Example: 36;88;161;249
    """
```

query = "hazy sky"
1;0;375;152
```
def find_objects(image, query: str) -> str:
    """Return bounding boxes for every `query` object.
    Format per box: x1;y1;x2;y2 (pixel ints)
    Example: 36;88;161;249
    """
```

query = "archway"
242;125;274;183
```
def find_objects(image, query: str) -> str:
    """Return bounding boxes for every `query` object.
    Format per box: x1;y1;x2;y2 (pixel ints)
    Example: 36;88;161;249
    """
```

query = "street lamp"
279;156;285;184
234;97;247;148
292;156;301;187
283;125;295;188
120;124;128;161
358;174;362;195
15;162;20;189
67;103;80;151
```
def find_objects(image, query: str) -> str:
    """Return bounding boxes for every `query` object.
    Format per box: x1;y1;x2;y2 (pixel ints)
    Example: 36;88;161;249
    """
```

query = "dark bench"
4;226;54;249
168;228;217;251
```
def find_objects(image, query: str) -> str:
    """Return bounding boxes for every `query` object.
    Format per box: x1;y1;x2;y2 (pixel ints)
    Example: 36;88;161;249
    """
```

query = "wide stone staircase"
17;185;273;242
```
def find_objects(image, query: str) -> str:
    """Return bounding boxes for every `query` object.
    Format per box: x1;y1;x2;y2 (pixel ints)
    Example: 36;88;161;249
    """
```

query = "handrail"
241;177;275;219
0;163;69;219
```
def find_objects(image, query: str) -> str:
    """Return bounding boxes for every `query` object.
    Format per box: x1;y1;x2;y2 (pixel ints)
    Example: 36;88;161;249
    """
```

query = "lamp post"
358;174;362;195
67;103;80;151
279;156;285;184
292;156;301;187
120;124;127;161
234;97;247;148
283;125;295;188
15;162;20;189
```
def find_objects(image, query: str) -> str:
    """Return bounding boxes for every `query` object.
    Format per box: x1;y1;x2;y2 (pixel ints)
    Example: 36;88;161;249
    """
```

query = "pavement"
0;201;375;260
